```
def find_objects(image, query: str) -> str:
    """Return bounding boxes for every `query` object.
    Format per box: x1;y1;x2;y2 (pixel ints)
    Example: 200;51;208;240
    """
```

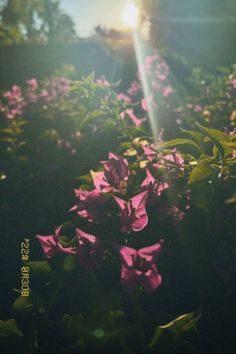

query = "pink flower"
231;79;236;89
168;206;185;221
96;78;109;86
186;103;193;109
160;149;184;176
92;152;129;192
70;188;106;223
113;191;148;233
126;109;146;127
117;93;132;103
2;85;26;119
162;86;173;97
194;104;202;112
141;169;169;205
40;89;50;102
36;226;77;258
127;81;141;96
141;144;157;161
141;95;157;112
173;106;183;113
120;108;146;127
76;228;104;270
26;79;38;91
114;240;163;293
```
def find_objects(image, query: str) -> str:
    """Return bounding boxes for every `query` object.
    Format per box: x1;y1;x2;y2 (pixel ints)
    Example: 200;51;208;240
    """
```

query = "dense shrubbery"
0;55;236;354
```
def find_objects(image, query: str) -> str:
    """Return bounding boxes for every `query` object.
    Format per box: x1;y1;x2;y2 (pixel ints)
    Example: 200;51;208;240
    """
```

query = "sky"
60;0;129;37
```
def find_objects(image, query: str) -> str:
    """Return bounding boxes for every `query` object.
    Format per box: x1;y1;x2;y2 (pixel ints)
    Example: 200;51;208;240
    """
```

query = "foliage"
0;0;78;44
0;54;236;354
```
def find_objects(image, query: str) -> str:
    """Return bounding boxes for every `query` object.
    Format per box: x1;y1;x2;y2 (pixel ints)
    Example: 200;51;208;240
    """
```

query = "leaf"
195;123;232;159
160;138;200;156
0;319;23;343
63;314;84;339
12;296;33;314
27;261;52;275
188;161;213;185
161;139;199;150
181;128;206;152
63;256;77;272
150;312;201;349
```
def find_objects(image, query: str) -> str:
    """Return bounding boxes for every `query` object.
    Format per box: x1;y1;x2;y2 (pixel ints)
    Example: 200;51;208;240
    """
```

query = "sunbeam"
132;31;160;142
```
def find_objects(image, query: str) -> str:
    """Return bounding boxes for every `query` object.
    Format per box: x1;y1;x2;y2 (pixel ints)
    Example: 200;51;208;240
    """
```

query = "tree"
0;0;78;43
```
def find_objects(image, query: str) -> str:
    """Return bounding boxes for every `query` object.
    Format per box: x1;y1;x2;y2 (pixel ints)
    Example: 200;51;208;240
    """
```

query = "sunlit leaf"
12;296;33;313
27;261;52;275
188;161;214;185
150;312;201;349
196;123;232;159
0;319;23;343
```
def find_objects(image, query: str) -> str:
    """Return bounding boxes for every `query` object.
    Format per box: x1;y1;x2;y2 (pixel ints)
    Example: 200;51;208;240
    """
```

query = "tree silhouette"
0;0;78;43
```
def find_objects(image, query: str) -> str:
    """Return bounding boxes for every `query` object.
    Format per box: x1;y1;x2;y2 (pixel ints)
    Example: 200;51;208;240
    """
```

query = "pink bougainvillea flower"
70;188;106;223
141;169;169;205
92;152;129;193
168;206;185;221
117;93;132;103
186;103;193;109
231;79;236;89
2;85;26;119
141;144;158;162
127;81;141;96
40;89;50;102
141;95;157;112
76;228;104;270
36;226;77;258
173;106;183;113
114;240;163;293
194;104;202;112
96;78;109;86
91;171;112;193
160;149;184;176
162;86;173;97
3;85;22;103
126;109;146;127
26;79;38;91
120;108;146;127
113;191;148;233
103;153;129;185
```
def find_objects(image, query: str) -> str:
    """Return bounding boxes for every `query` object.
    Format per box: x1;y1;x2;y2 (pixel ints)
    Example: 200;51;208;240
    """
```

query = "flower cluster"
37;146;188;294
117;54;174;128
0;77;71;120
0;85;26;119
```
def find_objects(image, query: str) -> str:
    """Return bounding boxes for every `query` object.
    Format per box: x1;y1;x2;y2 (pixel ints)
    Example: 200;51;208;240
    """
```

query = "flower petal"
139;240;164;263
140;265;162;292
121;265;138;293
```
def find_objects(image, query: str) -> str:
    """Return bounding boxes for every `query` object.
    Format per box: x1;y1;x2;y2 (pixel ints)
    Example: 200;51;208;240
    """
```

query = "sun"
122;3;139;29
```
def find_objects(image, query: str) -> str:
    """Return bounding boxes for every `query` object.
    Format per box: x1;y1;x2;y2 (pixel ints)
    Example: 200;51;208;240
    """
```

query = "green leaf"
63;314;84;339
161;138;199;150
12;296;33;313
188;161;213;185
63;256;77;273
181;128;206;152
0;319;23;343
27;261;52;275
160;138;200;156
150;312;201;349
195;123;232;159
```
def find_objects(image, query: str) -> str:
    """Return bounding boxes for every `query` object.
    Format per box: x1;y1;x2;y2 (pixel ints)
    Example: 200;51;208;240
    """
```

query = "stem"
131;290;148;353
45;278;64;317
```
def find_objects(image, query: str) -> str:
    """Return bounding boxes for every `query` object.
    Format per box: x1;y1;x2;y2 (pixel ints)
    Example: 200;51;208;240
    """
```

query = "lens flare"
122;3;138;29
